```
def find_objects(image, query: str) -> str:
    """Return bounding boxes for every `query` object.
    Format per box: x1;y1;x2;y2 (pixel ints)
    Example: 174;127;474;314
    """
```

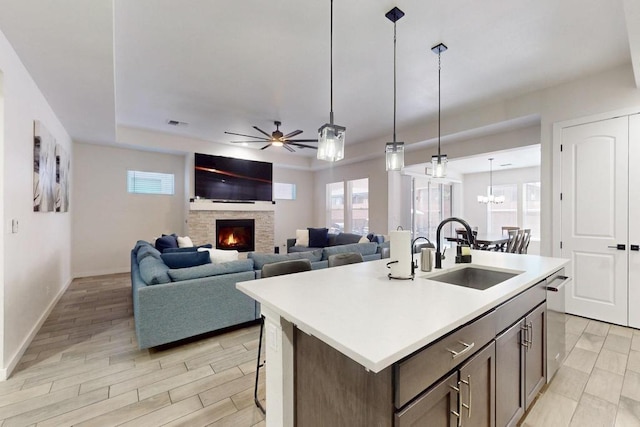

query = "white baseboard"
1;277;73;381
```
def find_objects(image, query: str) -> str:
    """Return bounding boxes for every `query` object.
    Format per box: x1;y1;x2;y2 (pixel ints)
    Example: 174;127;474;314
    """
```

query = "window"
127;170;174;195
413;179;452;240
327;182;344;233
273;182;296;200
522;182;541;238
326;178;369;234
349;178;369;235
487;184;518;234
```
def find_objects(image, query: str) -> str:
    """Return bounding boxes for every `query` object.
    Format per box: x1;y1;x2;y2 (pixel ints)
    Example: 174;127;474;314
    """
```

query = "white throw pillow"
295;229;309;246
177;236;194;248
358;236;369;243
198;247;239;263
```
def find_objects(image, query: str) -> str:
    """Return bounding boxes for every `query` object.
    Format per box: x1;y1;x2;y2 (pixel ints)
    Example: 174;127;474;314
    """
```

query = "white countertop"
237;250;568;373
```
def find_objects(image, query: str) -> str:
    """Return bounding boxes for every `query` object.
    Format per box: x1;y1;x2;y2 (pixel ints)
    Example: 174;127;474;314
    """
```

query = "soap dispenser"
455;245;472;263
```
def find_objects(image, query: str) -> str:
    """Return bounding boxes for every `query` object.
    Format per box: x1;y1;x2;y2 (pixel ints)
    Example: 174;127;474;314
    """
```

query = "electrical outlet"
11;219;18;233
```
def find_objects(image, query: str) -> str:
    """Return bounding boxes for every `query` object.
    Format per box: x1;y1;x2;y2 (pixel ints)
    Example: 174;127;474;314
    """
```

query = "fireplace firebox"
216;219;255;252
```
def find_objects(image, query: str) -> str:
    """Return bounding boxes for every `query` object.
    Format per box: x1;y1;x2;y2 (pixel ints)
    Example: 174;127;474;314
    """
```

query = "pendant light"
477;158;505;204
429;43;448;178
385;7;405;171
317;0;346;162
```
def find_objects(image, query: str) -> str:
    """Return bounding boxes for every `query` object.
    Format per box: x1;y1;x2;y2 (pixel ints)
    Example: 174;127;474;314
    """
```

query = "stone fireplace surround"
187;202;274;254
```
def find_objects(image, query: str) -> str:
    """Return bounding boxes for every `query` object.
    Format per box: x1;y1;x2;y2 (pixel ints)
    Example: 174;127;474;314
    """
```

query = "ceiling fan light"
431;154;447;178
317;122;345;162
385;142;405;171
271;140;284;147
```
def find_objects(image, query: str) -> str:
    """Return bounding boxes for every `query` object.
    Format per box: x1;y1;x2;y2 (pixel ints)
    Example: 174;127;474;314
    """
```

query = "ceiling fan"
225;121;318;152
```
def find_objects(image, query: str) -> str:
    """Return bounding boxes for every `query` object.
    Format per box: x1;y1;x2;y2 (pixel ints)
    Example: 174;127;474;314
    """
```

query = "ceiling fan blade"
283;143;295;152
225;131;269;140
260;144;271;150
253;126;273;138
230;140;267;144
289;142;318;150
283;129;303;139
288;139;318;143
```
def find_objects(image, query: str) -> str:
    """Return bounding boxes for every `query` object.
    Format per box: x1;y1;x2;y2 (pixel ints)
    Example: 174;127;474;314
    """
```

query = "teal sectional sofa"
131;239;387;349
131;241;259;349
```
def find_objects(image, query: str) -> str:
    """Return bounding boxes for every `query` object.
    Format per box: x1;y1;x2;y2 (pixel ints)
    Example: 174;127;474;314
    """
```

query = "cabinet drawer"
394;310;496;409
495;280;546;334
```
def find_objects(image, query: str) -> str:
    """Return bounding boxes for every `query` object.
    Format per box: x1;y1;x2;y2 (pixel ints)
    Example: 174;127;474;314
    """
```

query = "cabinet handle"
608;244;626;250
447;341;475;359
528;322;533;350
450;383;462;427
520;324;530;349
461;374;472;418
631;245;639;251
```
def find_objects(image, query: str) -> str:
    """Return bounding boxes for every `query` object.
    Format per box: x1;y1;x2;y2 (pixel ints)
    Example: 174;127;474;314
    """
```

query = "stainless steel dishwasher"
546;268;571;382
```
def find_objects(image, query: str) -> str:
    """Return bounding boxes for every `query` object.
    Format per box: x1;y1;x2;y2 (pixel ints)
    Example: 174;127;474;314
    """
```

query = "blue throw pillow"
308;227;329;247
160;251;211;269
155;235;178;252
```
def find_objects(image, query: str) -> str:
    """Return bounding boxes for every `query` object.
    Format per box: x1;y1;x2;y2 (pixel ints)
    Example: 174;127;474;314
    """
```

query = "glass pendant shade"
385;142;405;171
317;121;345;162
431;154;448;178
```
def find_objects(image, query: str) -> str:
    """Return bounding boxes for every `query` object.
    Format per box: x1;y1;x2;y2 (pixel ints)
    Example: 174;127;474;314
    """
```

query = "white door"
629;114;640;328
562;116;629;326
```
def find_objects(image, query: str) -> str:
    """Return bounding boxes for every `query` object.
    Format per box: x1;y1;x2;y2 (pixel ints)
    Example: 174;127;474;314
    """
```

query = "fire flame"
225;233;237;245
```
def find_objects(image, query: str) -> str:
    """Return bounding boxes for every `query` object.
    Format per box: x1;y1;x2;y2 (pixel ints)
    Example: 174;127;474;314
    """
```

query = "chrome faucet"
435;217;475;269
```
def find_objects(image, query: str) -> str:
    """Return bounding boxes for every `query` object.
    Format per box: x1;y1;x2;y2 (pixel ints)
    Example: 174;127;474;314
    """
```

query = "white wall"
72;143;186;277
0;28;72;378
313;156;389;235
273;167;314;252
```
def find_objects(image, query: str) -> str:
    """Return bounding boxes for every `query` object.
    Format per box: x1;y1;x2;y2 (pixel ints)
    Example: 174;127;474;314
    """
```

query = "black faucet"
435;217;475;269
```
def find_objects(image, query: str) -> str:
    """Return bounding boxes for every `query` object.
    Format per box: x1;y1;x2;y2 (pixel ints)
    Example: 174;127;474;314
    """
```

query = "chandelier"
478;158;505;204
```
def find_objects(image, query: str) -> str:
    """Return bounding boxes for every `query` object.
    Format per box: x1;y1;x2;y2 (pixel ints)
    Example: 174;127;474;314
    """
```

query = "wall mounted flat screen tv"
194;153;273;202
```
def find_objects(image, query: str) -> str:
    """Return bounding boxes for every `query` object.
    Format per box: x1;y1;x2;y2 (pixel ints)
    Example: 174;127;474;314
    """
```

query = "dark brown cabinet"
396;342;495;427
495;302;546;427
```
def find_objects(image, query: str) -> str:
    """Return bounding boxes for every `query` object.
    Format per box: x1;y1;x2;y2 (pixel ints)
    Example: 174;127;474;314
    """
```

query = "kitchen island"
237;250;568;426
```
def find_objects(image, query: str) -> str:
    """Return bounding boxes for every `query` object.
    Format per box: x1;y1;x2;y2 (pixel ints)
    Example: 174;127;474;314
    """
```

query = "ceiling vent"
166;119;188;127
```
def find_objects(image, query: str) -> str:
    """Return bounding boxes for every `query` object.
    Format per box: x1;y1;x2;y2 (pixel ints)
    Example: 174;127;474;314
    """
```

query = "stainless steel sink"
425;266;521;290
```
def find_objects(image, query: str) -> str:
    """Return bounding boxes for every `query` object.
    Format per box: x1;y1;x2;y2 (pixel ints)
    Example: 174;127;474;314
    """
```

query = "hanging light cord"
329;0;334;123
393;19;397;145
489;158;494;196
437;49;442;159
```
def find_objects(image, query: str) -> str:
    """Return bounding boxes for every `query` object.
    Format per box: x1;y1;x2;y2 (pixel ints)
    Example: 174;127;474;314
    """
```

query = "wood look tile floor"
0;274;265;427
4;273;640;426
521;315;640;427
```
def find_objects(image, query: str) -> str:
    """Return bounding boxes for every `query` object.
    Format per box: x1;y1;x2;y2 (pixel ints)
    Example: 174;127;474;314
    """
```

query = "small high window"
127;170;175;195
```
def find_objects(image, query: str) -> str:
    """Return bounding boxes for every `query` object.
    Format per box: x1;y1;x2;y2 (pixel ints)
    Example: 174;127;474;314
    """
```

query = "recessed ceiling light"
166;119;188;127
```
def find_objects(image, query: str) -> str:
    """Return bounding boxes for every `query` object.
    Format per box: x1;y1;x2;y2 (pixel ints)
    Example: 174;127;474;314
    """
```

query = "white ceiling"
0;0;637;161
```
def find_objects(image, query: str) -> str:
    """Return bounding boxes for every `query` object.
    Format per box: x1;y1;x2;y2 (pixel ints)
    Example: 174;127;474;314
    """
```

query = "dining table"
445;233;510;251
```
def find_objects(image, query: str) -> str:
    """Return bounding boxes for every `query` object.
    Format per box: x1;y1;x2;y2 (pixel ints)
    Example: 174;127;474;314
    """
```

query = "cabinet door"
395;371;458;427
495;320;525;427
524;303;546;408
459;341;496;427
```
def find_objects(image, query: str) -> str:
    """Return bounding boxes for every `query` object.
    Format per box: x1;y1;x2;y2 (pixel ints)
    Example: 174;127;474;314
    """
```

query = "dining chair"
518;229;531;254
502;226;520;236
255;258;312;414
505;229;522;253
328;252;364;267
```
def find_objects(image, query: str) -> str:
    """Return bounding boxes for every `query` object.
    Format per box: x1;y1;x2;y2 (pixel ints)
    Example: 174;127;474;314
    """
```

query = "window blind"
127;170;175;195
